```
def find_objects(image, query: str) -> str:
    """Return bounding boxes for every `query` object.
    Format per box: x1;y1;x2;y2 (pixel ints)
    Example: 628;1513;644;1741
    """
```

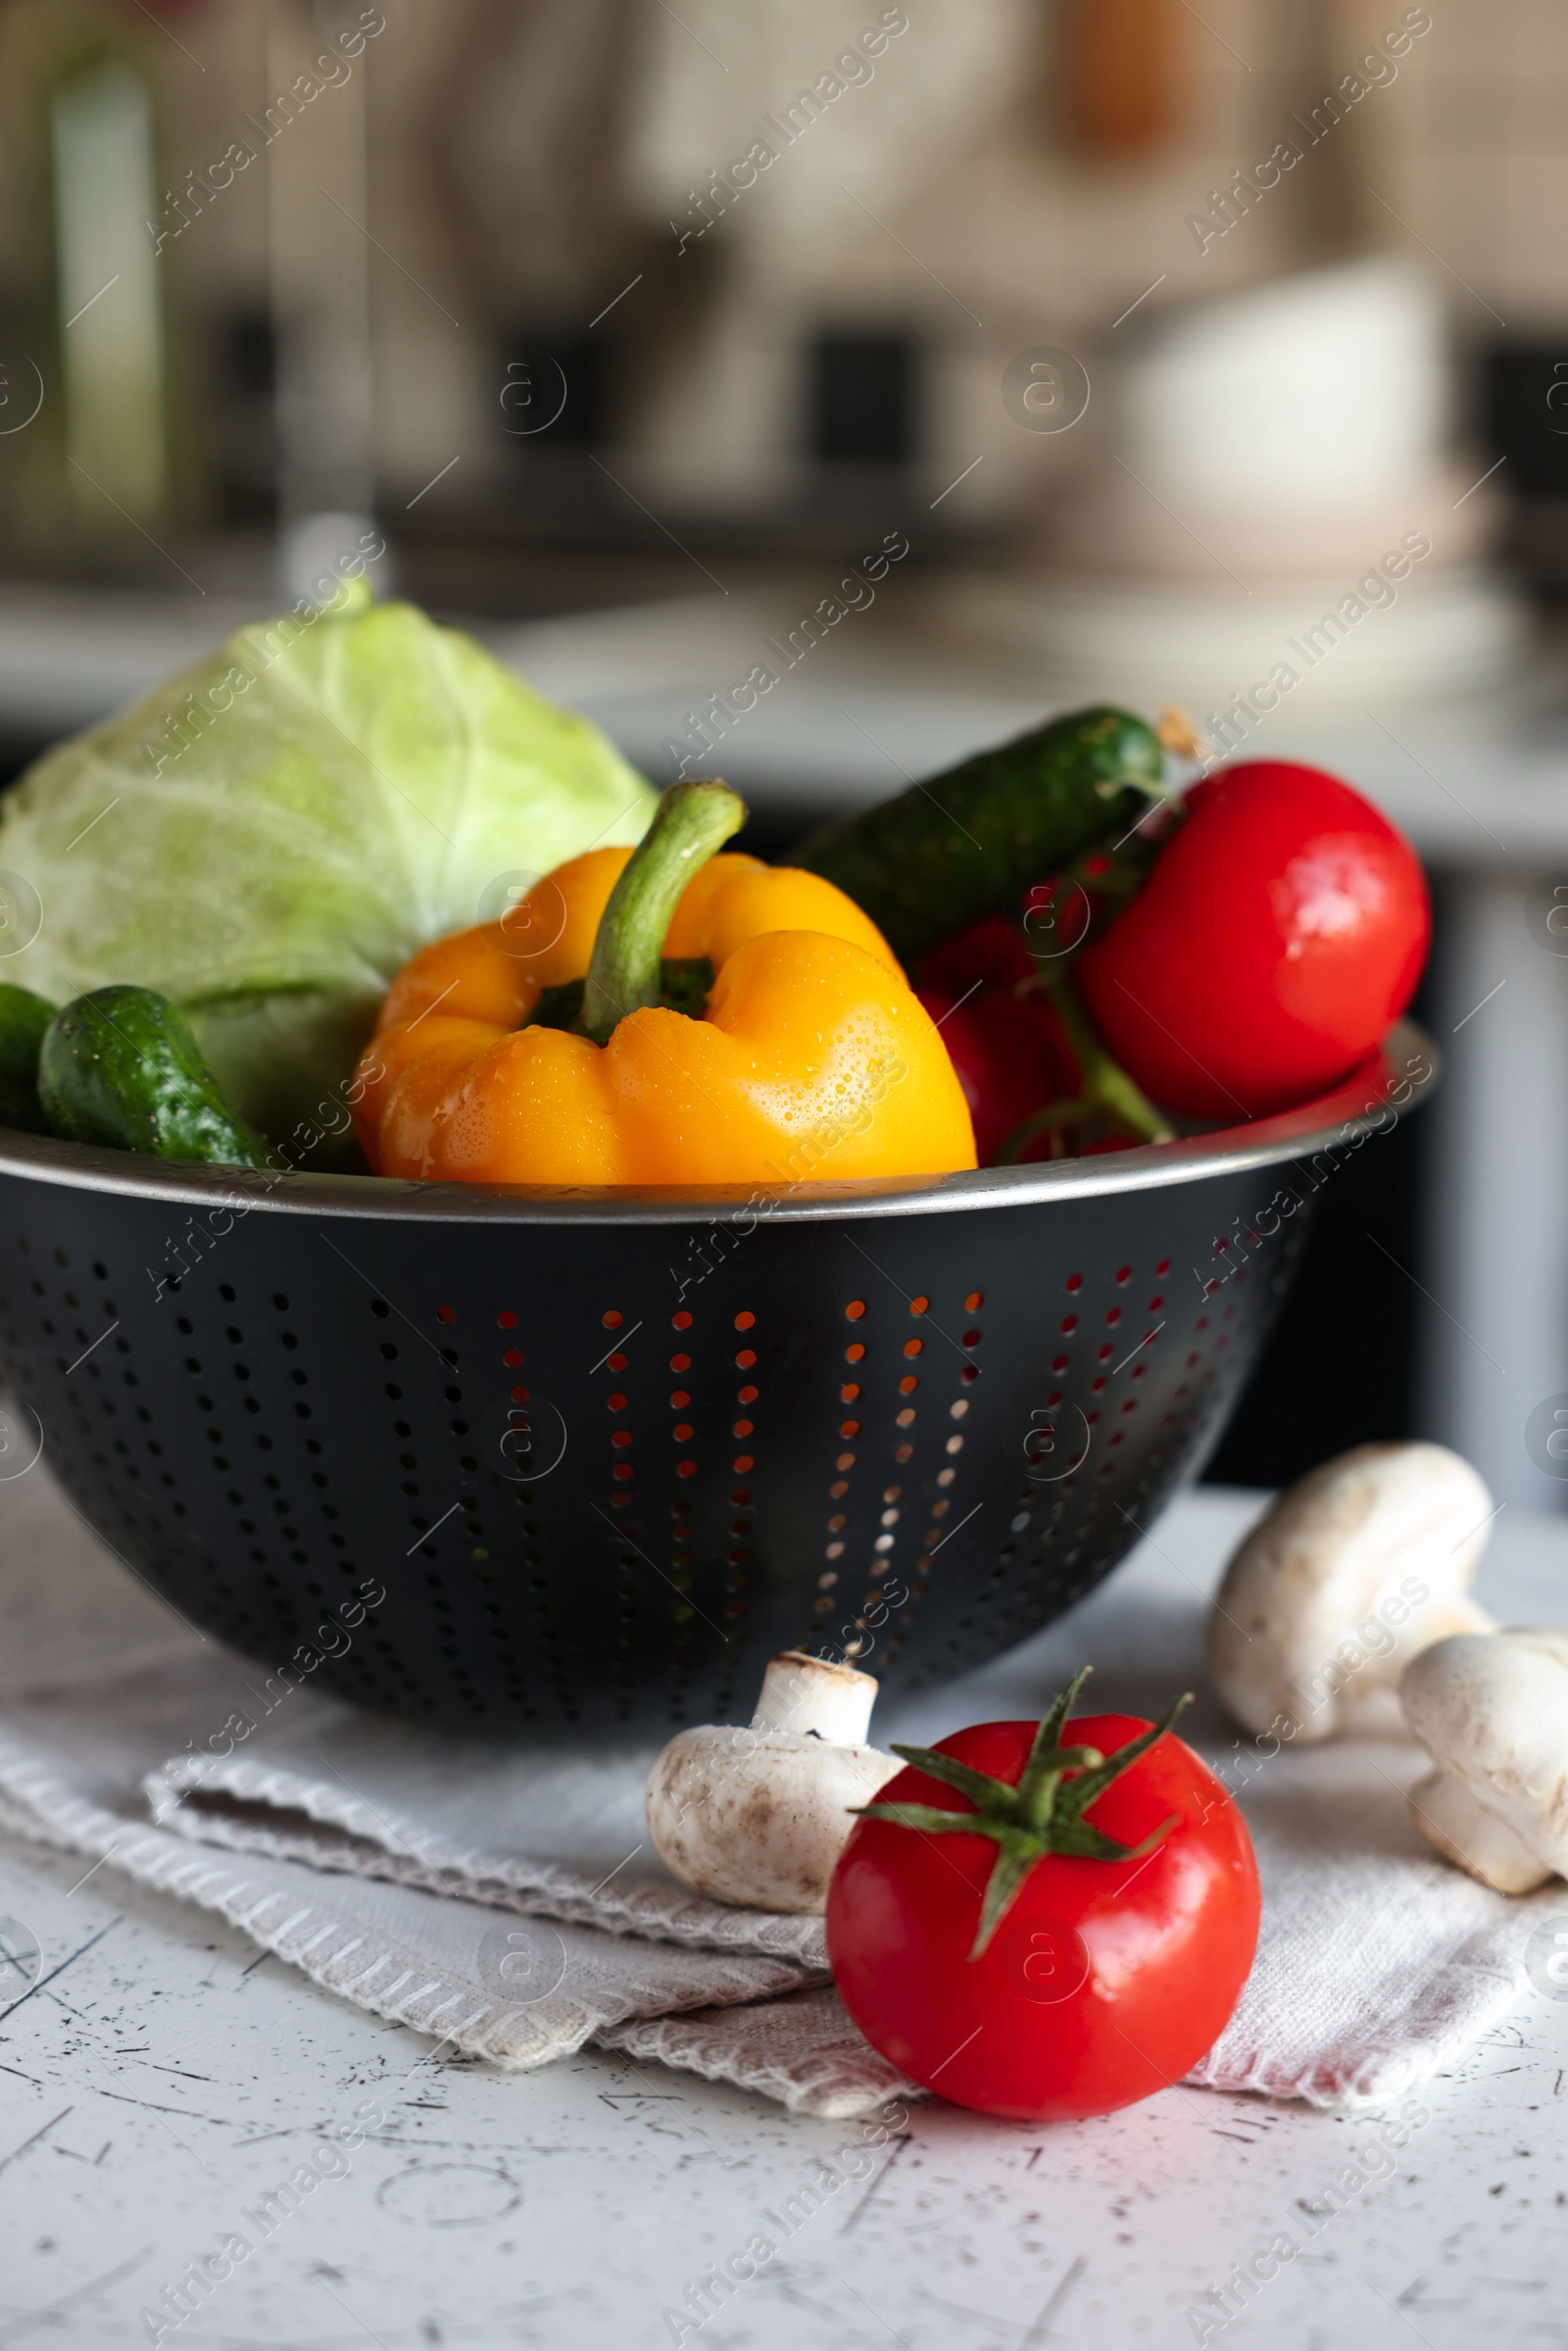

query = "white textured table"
3;1488;1566;2351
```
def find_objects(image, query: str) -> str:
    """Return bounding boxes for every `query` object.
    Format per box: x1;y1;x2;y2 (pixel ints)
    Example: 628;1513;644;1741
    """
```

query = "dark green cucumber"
1003;800;1183;965
795;705;1166;964
39;986;273;1168
0;984;56;1134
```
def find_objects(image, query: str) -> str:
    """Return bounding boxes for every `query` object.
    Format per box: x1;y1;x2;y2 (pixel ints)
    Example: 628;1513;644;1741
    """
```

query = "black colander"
0;1026;1434;1733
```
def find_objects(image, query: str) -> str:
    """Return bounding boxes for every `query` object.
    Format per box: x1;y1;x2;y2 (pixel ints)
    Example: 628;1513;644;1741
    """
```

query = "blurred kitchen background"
1;0;1567;1509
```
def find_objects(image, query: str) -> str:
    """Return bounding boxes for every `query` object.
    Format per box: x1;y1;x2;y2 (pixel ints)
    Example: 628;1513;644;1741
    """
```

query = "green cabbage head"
0;587;657;1147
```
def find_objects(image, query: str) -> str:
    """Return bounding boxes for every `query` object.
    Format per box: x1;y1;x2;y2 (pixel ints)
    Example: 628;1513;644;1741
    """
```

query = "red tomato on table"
1075;759;1430;1120
826;1682;1259;2122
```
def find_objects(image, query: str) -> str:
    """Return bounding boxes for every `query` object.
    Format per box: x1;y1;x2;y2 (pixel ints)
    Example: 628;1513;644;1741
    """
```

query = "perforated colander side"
0;1027;1433;1730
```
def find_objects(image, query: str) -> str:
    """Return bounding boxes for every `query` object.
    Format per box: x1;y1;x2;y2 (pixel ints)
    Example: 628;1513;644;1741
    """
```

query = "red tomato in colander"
1076;759;1430;1120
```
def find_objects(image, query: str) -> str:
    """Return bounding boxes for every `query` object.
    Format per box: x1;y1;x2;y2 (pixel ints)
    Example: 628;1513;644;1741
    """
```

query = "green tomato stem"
1044;969;1173;1145
856;1676;1193;1959
995;970;1174;1162
577;782;746;1047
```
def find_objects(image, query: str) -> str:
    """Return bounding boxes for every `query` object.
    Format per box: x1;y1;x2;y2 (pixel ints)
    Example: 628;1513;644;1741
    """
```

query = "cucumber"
794;705;1166;965
0;984;56;1134
39;986;274;1168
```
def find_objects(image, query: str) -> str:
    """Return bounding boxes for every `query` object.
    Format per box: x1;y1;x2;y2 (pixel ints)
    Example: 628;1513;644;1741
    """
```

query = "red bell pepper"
914;825;1176;1164
914;974;1077;1164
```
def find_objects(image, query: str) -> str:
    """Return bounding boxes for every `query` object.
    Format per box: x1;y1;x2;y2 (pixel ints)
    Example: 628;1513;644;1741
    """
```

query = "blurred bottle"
53;57;168;522
267;0;377;604
0;3;199;570
1059;0;1178;159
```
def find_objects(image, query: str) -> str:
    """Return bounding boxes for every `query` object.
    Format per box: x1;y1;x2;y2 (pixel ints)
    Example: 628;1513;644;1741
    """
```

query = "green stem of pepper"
577;782;746;1047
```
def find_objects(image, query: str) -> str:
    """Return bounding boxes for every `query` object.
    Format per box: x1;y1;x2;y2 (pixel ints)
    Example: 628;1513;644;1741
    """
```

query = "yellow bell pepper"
355;783;976;1185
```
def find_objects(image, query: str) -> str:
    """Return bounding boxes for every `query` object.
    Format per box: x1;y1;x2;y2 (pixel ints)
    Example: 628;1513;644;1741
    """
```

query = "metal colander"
0;1026;1434;1733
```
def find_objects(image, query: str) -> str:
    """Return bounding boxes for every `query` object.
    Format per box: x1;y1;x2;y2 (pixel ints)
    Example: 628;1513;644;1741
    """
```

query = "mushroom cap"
1208;1442;1494;1739
646;1723;899;1912
1401;1628;1568;1879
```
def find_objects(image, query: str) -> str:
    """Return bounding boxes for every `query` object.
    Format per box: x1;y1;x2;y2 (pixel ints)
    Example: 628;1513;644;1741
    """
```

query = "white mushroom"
1208;1443;1496;1742
645;1649;901;1913
1402;1628;1568;1893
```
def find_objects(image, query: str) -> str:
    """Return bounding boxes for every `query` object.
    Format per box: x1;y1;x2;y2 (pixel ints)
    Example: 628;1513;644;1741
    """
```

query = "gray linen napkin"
0;1465;1551;2116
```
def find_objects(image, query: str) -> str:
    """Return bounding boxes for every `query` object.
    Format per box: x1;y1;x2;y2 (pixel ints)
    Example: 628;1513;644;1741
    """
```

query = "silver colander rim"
0;1020;1436;1228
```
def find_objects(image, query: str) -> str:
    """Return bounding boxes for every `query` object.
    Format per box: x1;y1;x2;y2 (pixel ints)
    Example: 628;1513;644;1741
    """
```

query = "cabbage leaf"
0;590;657;1145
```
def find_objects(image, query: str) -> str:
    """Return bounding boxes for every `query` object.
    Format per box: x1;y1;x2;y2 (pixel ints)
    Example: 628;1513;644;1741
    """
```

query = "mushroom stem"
1418;1593;1499;1644
752;1650;877;1744
1408;1767;1555;1895
1401;1627;1568;1895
